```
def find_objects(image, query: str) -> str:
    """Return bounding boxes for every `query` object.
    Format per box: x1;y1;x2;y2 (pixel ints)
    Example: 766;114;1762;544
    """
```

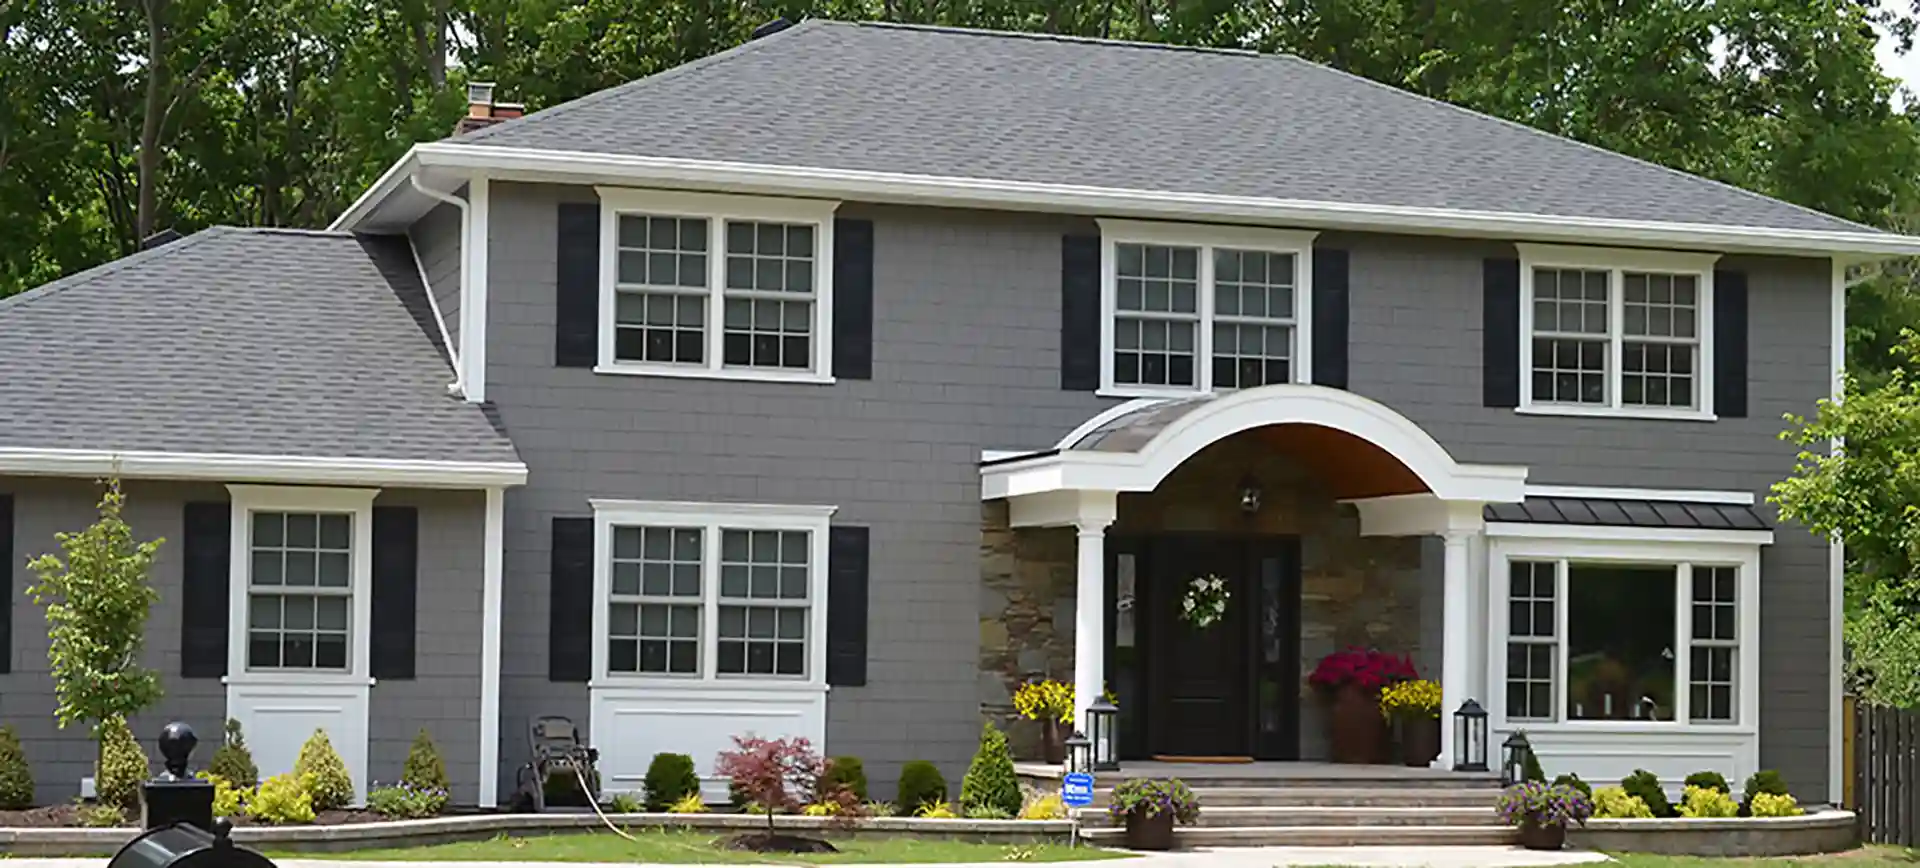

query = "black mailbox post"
108;722;276;868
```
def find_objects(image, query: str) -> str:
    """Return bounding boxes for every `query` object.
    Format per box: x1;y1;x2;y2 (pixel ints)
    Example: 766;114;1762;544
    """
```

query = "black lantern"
1452;699;1489;773
1086;698;1120;771
1500;731;1535;787
1238;475;1264;514
1063;731;1092;774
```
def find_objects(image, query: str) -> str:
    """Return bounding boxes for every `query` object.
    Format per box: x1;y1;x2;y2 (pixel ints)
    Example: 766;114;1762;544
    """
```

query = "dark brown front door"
1146;536;1249;756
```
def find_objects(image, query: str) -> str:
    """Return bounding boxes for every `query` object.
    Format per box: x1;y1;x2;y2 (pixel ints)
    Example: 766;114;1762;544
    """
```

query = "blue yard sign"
1060;772;1095;807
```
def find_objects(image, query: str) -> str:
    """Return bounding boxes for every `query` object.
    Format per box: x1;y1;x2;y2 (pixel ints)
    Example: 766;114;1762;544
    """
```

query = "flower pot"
1123;808;1176;850
1399;714;1441;767
1038;719;1068;765
1329;683;1388;764
1518;818;1566;851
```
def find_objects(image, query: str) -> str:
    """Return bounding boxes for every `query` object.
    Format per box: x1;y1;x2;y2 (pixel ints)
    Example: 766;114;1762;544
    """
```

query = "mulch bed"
718;832;838;853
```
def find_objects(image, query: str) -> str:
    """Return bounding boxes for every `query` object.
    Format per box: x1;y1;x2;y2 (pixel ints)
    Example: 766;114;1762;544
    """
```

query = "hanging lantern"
1452;699;1488;773
1501;731;1535;787
1063;731;1092;775
1086;698;1120;771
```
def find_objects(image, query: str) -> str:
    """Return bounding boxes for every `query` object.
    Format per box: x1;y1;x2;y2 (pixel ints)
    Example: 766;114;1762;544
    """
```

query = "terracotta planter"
1038;719;1068;765
1518;818;1566;851
1399;714;1441;767
1124;808;1176;850
1328;683;1388;764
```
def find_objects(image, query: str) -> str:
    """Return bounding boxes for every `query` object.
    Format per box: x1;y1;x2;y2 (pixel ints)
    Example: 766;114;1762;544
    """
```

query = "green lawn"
1605;849;1920;868
280;828;1131;863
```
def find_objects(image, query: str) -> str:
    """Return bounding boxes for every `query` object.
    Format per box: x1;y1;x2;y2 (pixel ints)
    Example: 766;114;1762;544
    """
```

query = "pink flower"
1308;647;1419;692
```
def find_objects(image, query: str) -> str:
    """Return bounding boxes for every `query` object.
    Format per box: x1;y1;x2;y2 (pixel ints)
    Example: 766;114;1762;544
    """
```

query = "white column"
1436;531;1472;770
478;487;505;807
1072;517;1113;736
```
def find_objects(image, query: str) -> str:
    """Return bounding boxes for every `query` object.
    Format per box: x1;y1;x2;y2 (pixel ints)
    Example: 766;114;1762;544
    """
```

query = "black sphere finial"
157;721;197;779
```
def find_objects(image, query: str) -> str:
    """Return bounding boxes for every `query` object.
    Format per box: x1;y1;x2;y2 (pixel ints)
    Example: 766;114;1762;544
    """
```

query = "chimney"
454;82;520;135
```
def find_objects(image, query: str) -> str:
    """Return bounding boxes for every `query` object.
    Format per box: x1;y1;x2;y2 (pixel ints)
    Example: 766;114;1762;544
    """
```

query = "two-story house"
2;19;1913;813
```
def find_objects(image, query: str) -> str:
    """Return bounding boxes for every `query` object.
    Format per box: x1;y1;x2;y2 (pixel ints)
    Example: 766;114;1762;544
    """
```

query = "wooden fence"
1852;698;1920;847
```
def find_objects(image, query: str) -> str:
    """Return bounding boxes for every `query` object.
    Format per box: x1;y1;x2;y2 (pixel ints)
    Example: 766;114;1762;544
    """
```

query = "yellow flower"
1379;679;1441;719
1012;680;1119;723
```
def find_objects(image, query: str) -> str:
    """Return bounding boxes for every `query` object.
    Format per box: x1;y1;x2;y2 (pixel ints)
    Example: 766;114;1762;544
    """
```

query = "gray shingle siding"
409;201;464;357
0;476;488;802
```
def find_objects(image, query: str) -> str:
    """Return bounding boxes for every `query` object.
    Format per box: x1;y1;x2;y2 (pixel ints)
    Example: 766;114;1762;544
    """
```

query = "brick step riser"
1087;778;1499;790
1081;826;1522;848
1085;791;1499;808
1078;809;1502;828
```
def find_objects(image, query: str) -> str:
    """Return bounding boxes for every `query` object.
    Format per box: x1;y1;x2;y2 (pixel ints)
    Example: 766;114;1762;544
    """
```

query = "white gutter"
331;142;1920;259
0;448;528;489
409;174;468;397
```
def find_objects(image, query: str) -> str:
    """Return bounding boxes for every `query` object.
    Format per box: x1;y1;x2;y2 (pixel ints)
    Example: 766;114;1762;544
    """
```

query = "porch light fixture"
1063;731;1093;774
1238;475;1263;514
1452;699;1488;773
1500;731;1536;787
1086;698;1120;771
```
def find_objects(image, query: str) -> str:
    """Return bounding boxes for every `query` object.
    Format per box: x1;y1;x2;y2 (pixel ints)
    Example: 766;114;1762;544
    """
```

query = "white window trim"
587;499;837;689
1516;242;1721;421
1486;534;1761;735
1097;218;1320;398
593;188;841;384
224;485;379;687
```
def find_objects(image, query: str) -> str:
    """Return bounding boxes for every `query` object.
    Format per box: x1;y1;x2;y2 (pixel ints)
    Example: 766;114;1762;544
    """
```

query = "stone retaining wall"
1568;811;1858;857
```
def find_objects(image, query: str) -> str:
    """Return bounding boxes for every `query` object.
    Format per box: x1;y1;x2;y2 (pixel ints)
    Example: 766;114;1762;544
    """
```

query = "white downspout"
409;174;468;397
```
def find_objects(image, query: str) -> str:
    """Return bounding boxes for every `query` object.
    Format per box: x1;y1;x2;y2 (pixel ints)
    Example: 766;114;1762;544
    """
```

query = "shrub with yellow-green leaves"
1592;786;1654;819
0;726;34;809
1749;792;1802;817
195;772;249;818
292;730;353;812
248;773;315;824
1678;784;1740;818
95;717;150;813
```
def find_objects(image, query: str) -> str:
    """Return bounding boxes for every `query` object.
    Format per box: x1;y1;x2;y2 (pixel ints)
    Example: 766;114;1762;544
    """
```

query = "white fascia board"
1485;521;1774;547
0;448;528;489
384;143;1920;259
330;146;421;231
1524;484;1756;506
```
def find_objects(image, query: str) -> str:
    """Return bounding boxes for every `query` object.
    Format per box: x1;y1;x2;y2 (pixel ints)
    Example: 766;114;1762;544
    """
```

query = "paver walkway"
0;847;1613;868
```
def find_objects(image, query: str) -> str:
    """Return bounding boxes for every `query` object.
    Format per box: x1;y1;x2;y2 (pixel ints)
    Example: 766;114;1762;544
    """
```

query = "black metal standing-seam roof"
1485;497;1769;531
0;227;521;466
457;19;1882;236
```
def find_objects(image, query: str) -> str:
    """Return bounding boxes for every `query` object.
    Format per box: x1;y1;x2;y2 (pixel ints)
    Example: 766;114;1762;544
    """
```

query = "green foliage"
1743;769;1791;806
667;792;707;814
964;804;1012;819
293;730;353;812
606;792;643;813
367;783;447;819
402;729;448;794
1620;769;1673;818
0;727;34;809
959;722;1022;816
1683;771;1730;794
864;800;897;818
897;761;948;815
95;716;149;814
249;773;316;824
643;753;700;811
1018;792;1066;820
1750;792;1803;817
1592;786;1654;819
195;772;248;818
1521;747;1546;784
25;480;164;731
1551;773;1590;800
79;804;126;827
820;755;869;802
1678;784;1740;818
914;801;957;819
209;718;258;788
1106;778;1201;824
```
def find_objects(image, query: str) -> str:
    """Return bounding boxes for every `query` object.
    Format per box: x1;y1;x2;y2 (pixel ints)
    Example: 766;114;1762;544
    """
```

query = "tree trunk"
137;0;169;242
428;0;448;89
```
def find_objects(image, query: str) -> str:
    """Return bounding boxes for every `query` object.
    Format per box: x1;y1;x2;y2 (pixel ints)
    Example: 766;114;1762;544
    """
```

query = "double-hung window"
597;189;839;383
1496;544;1756;727
592;500;834;683
1098;219;1318;397
1518;244;1718;419
228;485;375;678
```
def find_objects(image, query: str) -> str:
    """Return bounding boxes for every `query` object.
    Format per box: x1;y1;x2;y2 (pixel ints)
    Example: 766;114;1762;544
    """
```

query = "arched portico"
981;385;1527;768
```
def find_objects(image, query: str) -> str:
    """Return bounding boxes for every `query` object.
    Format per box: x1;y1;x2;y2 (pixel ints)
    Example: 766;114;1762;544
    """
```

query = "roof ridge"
847;19;1265;59
0;227;233;316
456;17;826;145
1273;54;1883;234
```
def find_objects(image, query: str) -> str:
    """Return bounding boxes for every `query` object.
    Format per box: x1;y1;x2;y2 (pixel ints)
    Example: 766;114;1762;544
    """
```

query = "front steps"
1071;770;1513;848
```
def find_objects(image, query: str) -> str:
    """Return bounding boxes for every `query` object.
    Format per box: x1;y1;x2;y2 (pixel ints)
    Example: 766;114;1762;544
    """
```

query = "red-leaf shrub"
1308;646;1418;693
715;735;825;831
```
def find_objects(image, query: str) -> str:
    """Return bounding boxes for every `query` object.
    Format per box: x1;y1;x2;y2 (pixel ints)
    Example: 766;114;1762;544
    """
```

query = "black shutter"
0;494;12;674
1060;234;1102;391
1483;258;1522;408
825;526;870;687
549;517;594;682
832;218;875;380
1311;247;1350;389
1714;270;1749;419
180;502;231;678
370;507;419;681
555;202;601;368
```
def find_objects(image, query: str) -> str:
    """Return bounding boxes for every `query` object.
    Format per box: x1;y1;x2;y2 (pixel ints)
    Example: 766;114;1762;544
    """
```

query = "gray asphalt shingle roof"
459;20;1872;235
0;227;520;465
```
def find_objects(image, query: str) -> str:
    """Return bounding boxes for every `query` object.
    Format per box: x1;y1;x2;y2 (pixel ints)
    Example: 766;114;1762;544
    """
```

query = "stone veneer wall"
979;430;1432;760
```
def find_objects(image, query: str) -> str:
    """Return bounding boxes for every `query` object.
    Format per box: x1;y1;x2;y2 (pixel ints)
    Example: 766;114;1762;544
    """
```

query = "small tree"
402;729;448;794
208;719;259;788
0;726;34;809
714;735;823;835
25;479;164;735
294;730;354;811
959;721;1021;816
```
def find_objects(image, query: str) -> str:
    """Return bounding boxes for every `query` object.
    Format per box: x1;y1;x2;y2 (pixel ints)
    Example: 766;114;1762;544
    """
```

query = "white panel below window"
228;680;371;805
590;683;827;803
1499;726;1756;799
